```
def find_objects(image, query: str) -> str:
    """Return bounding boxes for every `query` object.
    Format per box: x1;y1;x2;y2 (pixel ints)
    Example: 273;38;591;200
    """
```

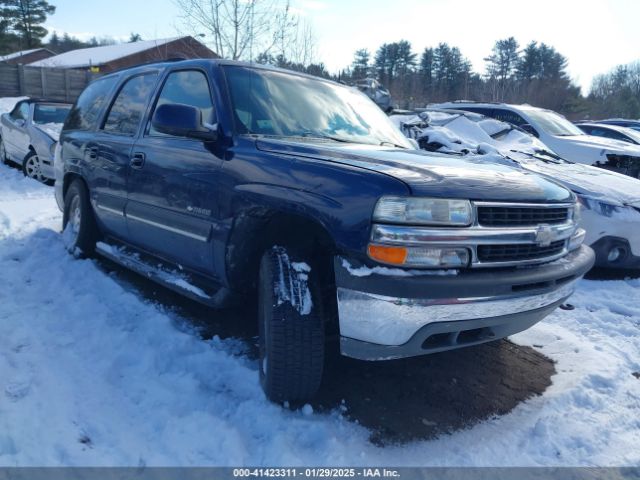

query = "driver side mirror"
15;118;26;128
151;103;217;141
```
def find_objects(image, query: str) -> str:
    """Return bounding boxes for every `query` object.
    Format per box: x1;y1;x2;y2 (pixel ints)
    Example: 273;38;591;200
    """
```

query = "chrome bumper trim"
371;223;576;246
337;281;576;346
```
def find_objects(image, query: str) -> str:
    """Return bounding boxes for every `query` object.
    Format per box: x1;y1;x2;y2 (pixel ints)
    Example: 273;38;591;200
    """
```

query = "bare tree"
174;0;313;63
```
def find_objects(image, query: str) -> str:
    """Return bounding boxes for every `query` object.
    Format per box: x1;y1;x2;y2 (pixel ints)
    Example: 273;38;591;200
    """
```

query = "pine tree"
485;37;519;101
351;48;370;79
0;0;55;48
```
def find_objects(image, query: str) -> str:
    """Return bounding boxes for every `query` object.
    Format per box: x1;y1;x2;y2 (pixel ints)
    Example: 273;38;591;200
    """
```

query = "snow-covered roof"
28;37;183;69
0;48;45;62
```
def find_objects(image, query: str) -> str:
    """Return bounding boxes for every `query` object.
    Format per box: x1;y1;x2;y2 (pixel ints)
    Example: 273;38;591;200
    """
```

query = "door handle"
130;152;145;169
86;146;98;159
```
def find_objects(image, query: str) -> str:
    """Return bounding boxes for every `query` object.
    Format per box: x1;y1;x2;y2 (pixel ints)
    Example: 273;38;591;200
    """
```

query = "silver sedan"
0;98;71;184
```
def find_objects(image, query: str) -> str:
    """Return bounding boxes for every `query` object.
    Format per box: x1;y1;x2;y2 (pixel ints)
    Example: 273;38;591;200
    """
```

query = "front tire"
258;245;325;404
23;151;47;183
63;179;99;256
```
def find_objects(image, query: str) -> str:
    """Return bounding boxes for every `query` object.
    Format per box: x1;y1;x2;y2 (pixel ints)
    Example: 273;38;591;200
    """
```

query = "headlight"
577;195;623;217
572;202;581;224
373;196;473;226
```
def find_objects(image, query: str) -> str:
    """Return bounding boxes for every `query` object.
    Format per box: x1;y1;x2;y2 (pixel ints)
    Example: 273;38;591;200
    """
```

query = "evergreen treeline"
341;38;639;120
1;1;638;120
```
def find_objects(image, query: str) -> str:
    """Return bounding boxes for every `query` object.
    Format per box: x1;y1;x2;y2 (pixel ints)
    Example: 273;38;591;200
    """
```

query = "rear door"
88;72;159;238
126;68;224;277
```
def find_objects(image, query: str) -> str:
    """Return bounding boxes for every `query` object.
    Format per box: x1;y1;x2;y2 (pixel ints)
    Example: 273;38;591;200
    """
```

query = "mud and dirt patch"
99;257;556;445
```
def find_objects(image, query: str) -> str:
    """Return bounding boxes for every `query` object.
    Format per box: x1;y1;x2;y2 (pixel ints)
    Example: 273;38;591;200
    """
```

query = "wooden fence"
0;63;99;102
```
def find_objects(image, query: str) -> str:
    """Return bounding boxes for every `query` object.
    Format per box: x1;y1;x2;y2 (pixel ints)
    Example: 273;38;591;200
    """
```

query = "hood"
511;155;640;206
556;135;640;154
256;138;573;203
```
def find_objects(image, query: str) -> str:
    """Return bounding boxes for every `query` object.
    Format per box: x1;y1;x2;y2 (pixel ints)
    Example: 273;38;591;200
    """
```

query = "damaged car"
393;109;640;269
0;97;71;184
434;102;640;179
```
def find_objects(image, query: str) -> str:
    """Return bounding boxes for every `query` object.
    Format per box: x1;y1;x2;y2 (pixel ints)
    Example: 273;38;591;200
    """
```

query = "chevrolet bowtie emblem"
535;225;554;247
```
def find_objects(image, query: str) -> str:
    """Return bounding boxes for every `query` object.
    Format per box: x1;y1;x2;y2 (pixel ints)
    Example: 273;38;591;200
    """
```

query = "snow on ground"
0;162;638;466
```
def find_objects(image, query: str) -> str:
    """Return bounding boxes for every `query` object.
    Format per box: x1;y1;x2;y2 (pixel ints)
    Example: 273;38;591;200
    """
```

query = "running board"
95;241;230;307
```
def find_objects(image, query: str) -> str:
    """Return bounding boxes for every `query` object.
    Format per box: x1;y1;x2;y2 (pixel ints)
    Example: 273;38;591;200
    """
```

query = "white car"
434;102;640;179
392;109;640;269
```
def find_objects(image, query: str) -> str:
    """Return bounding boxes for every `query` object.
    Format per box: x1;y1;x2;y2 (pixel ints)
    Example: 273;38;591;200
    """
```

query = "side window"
148;70;213;136
65;76;118;131
589;128;607;138
461;107;491;116
491;109;527;126
603;130;631;142
103;73;158;136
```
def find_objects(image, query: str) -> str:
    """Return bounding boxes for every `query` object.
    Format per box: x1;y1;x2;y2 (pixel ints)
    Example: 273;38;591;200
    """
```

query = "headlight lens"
572;202;581;224
373;196;473;226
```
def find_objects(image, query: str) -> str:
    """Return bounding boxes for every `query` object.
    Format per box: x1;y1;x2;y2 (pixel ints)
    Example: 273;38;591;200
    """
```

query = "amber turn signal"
367;244;408;265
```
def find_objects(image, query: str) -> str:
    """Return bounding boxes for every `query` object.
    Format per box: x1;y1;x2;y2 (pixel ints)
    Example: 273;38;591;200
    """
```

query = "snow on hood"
35;122;63;141
393;111;640;206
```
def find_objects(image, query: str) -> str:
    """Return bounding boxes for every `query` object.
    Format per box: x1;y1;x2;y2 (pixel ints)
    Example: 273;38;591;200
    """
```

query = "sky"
44;0;640;93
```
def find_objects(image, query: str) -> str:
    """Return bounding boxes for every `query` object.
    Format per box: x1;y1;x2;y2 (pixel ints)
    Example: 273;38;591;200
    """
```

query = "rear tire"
258;245;325;404
63;179;99;256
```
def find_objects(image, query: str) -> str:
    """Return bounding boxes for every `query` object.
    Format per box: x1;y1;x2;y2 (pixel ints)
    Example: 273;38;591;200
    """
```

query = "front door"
126;69;224;277
89;72;159;238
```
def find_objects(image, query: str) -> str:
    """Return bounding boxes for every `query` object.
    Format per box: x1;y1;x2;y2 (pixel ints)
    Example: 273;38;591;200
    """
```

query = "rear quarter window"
64;76;118;131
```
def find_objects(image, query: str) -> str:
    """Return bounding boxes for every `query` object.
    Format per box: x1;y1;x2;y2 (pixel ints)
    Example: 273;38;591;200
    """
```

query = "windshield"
223;66;411;148
622;128;640;143
525;109;585;137
33;103;71;125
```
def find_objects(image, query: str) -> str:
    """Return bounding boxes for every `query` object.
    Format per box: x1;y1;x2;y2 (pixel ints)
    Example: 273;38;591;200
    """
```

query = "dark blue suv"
55;60;594;403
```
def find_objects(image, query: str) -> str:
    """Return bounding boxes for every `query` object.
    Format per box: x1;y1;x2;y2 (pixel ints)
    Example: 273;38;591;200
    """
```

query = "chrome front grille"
477;240;566;263
477;206;570;227
370;201;579;268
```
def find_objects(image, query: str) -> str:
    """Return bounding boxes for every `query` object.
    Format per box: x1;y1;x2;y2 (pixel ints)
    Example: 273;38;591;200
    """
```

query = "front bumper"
40;158;55;180
335;245;595;360
581;206;640;269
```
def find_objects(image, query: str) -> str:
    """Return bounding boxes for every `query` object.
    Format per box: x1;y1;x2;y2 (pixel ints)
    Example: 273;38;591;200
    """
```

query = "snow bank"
0;161;638;466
